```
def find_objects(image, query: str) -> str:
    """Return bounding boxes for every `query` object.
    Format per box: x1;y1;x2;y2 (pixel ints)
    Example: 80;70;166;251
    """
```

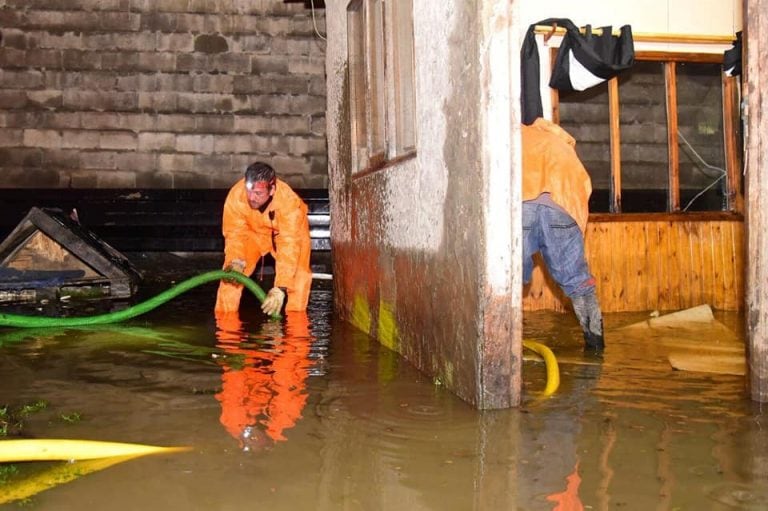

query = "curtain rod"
533;25;735;44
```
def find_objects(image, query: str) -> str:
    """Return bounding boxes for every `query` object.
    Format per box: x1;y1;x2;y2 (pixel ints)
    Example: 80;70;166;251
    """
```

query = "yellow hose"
522;340;560;396
0;455;138;505
0;438;191;463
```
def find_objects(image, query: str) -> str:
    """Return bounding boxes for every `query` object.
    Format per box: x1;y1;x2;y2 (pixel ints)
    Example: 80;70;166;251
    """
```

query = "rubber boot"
571;292;605;352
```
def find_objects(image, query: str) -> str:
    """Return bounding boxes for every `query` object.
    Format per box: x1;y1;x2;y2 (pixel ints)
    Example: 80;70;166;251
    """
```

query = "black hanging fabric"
723;31;742;77
521;18;635;125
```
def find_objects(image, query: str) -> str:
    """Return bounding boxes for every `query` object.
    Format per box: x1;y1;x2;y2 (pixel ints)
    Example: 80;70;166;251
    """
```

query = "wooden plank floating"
523;214;744;312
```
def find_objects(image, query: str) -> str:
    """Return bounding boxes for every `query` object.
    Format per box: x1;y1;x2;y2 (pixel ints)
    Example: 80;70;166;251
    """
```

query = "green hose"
1;270;561;399
0;270;276;328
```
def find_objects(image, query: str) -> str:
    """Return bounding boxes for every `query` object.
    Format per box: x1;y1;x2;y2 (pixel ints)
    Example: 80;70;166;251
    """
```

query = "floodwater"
0;256;766;510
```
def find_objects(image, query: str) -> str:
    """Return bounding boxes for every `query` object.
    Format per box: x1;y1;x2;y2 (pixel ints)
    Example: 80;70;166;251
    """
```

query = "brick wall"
0;0;327;189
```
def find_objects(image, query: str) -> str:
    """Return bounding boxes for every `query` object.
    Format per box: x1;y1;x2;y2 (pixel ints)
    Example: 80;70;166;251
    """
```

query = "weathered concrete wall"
325;0;520;409
744;0;768;401
0;0;327;189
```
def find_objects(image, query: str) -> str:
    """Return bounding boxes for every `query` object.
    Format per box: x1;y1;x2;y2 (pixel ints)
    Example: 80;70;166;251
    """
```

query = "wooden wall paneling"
709;222;725;308
605;223;622;310
729;222;747;310
710;222;721;307
654;220;675;310
616;222;630;309
723;221;740;310
688;222;701;307
646;221;660;310
522;219;743;313
721;222;737;310
662;220;679;310
701;223;714;306
701;222;713;307
617;223;630;309
625;221;641;308
679;221;696;309
593;222;609;310
639;222;652;309
683;222;696;307
661;220;676;311
598;223;614;310
691;222;707;307
657;222;670;309
587;222;607;310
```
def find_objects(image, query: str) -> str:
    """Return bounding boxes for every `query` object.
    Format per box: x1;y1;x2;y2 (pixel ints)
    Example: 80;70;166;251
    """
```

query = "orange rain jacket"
522;118;593;232
215;178;312;312
215;311;312;445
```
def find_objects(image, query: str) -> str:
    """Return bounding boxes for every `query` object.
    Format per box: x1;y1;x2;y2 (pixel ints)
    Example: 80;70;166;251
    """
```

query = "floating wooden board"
668;352;746;375
612;304;746;375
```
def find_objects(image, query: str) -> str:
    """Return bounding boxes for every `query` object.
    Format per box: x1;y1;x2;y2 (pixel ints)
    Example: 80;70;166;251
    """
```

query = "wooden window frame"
347;0;417;177
552;51;743;216
390;0;417;155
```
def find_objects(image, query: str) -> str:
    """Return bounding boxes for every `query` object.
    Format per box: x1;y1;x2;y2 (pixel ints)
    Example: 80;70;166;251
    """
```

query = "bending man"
216;161;312;315
522;118;605;351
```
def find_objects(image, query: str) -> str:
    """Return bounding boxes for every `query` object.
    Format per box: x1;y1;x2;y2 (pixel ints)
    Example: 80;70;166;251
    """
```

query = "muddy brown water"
0;257;766;510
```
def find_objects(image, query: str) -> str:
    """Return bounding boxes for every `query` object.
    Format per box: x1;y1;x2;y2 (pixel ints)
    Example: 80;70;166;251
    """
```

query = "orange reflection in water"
546;462;584;511
214;310;314;450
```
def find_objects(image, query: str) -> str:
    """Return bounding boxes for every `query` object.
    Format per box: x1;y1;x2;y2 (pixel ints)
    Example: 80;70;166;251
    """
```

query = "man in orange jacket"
215;161;312;315
522;119;605;352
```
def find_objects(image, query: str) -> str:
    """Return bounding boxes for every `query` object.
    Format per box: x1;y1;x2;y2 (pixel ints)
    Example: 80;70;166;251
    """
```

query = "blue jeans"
522;202;594;298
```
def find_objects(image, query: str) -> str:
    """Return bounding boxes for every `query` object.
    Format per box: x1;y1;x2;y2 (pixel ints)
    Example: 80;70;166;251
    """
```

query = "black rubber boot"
582;324;605;352
571;292;605;353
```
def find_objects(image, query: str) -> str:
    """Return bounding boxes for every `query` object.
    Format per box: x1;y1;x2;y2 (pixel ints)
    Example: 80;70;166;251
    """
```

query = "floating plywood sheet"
615;304;745;375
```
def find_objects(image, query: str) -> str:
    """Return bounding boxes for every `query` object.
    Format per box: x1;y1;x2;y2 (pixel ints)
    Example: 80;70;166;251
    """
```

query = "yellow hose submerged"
0;438;191;463
0;439;191;505
0;456;136;505
522;340;560;396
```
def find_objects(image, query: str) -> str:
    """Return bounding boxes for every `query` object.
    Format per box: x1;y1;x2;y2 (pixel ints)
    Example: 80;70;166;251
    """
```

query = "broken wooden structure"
0;207;142;304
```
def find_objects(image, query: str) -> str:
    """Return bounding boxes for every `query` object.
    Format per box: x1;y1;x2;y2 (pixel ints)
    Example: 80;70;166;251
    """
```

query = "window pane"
367;0;386;157
677;62;726;211
347;2;367;172
559;82;611;213
619;61;668;213
392;0;416;154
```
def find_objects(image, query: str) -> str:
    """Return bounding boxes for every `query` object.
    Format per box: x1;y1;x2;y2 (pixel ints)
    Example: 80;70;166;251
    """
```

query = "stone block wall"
561;61;727;193
0;0;327;189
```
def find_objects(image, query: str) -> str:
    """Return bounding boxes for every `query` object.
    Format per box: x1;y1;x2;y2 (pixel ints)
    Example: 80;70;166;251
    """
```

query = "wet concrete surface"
0;253;766;510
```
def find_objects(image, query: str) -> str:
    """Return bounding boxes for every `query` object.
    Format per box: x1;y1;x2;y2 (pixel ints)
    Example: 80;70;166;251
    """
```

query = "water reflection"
214;311;315;451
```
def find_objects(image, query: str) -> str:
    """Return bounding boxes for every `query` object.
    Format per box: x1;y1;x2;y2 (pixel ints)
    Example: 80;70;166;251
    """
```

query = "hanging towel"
723;31;741;77
521;18;635;125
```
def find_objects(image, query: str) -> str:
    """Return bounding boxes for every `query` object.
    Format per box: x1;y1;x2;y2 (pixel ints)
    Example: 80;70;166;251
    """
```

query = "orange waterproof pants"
214;231;312;313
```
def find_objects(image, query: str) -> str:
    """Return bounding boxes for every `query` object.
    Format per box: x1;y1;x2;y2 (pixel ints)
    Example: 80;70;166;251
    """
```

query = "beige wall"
520;0;742;39
0;1;328;189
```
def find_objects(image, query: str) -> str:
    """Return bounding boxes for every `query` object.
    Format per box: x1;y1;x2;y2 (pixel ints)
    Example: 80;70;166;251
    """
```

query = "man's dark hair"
245;161;276;186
